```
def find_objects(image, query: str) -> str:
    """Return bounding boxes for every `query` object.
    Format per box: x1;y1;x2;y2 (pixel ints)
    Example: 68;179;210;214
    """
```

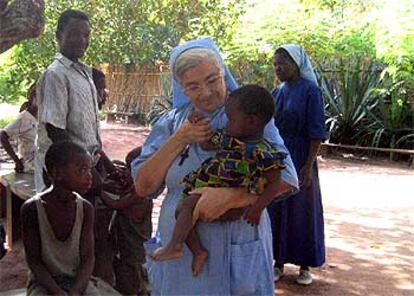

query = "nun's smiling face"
180;60;227;113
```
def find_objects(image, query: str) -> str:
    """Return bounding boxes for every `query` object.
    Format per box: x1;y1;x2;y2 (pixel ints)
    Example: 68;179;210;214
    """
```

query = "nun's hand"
244;203;264;226
189;187;256;222
175;118;213;146
299;164;313;188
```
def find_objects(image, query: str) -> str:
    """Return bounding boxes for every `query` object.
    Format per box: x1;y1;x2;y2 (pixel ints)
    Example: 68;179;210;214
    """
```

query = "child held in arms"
151;85;286;277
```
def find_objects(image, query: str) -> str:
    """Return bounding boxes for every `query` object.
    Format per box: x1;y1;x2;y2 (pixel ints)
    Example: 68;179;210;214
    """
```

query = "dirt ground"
1;122;413;295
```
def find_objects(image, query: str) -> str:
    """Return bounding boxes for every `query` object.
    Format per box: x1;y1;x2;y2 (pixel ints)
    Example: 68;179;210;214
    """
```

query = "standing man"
35;9;101;197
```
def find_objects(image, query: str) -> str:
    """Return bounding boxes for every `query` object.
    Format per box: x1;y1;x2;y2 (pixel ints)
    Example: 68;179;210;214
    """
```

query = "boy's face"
57;18;90;61
95;77;108;110
59;153;93;194
224;97;254;139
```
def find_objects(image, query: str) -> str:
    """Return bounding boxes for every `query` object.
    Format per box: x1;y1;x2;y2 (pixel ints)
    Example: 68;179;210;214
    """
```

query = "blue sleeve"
263;120;299;192
271;86;280;98
307;86;327;140
131;110;175;182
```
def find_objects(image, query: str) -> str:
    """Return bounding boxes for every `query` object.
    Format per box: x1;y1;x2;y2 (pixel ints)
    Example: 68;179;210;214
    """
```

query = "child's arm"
69;201;95;295
100;190;145;210
99;150;118;174
244;169;282;226
0;130;24;173
21;200;66;294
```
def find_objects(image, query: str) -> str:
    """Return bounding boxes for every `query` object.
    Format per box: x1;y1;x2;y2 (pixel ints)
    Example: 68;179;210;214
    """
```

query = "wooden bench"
0;164;36;250
105;111;145;125
320;142;414;167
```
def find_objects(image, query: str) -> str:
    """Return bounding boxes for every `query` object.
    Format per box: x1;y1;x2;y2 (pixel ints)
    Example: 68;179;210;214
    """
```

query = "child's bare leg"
186;228;208;277
151;194;201;261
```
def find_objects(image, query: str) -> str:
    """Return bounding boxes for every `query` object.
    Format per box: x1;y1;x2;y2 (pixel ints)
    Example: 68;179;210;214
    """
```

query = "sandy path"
1;123;413;295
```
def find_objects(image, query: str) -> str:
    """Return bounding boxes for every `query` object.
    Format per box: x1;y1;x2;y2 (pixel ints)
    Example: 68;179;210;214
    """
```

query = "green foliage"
375;0;414;60
360;93;414;150
226;0;414;151
317;58;381;144
146;73;172;126
0;0;244;103
357;66;414;150
318;57;414;150
229;52;275;90
1;0;413;151
227;0;379;87
0;115;16;129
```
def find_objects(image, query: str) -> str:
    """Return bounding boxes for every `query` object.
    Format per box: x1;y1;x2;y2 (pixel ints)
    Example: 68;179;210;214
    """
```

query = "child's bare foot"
151;243;184;261
192;250;209;277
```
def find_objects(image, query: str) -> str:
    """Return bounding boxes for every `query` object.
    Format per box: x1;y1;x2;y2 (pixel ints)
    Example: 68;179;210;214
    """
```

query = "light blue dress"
131;103;298;295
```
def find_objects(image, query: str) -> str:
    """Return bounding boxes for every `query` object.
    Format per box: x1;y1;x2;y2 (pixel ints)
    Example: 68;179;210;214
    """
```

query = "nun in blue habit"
267;44;326;285
131;37;298;295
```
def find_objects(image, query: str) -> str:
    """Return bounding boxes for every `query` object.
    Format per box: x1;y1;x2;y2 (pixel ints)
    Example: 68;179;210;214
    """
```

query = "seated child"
0;83;37;173
100;147;153;295
21;141;98;295
151;85;286;277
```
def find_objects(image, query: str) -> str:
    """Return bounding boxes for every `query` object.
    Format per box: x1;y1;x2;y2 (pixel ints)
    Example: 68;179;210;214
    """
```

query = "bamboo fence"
101;65;170;116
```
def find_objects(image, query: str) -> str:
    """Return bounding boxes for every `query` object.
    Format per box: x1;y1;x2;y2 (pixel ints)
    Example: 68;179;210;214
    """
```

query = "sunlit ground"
0;125;413;295
275;157;414;295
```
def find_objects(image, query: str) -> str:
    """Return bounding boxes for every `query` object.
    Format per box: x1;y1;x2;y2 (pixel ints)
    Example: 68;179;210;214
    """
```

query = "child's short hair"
57;9;90;34
27;83;37;102
19;83;37;112
45;141;87;174
92;68;105;84
229;85;275;124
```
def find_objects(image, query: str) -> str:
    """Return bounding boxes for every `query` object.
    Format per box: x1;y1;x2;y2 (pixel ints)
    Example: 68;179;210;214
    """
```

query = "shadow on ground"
277;207;414;295
1;123;413;295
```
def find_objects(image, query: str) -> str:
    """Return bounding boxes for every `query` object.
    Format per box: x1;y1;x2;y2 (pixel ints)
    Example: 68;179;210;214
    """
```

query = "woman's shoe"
274;266;284;282
296;269;312;285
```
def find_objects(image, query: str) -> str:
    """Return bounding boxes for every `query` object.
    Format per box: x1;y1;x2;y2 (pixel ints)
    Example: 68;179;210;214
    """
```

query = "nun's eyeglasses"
183;74;223;96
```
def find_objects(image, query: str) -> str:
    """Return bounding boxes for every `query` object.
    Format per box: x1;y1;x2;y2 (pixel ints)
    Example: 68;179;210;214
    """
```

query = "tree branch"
0;0;45;53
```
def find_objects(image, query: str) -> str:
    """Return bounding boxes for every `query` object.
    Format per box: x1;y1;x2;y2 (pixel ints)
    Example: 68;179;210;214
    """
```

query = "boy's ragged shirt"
181;130;286;196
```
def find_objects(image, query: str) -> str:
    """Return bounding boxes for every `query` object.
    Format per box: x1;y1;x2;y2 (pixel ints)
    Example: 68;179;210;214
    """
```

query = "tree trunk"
0;0;45;54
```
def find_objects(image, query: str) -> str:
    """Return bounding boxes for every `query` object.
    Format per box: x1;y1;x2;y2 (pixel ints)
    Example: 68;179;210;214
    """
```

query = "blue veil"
169;37;238;109
281;44;318;85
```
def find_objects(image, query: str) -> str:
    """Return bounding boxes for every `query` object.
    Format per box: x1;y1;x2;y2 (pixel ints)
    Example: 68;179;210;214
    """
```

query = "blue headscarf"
280;44;318;85
169;37;238;109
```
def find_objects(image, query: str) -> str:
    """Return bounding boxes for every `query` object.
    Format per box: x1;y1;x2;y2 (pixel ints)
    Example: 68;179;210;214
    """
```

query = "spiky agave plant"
317;57;381;145
357;69;414;152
